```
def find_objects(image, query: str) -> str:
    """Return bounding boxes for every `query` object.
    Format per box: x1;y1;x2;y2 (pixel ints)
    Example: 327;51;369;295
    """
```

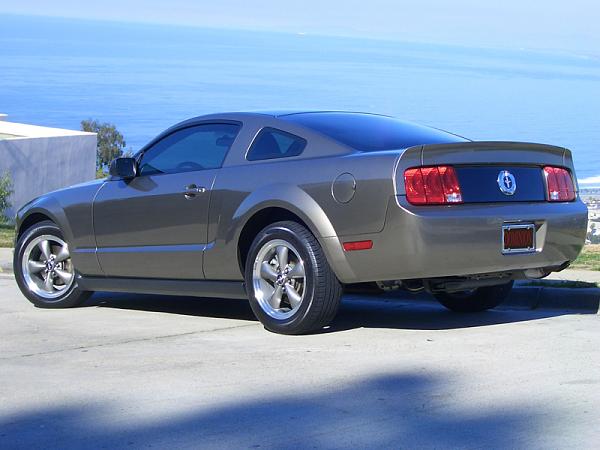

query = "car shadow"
83;289;587;332
0;371;557;449
84;292;258;322
327;292;574;332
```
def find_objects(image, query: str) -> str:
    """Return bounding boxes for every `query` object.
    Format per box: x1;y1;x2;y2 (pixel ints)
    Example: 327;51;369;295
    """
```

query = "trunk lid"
395;141;575;202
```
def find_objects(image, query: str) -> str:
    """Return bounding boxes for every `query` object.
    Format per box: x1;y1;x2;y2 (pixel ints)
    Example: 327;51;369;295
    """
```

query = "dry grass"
571;244;600;271
0;223;14;248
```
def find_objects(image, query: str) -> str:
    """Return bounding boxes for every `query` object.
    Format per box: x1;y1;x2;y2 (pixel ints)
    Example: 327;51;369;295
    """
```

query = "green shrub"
0;171;13;223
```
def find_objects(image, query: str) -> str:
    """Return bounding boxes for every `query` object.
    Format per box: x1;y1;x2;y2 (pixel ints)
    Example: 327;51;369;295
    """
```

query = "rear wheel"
14;220;91;308
245;221;342;335
433;281;514;313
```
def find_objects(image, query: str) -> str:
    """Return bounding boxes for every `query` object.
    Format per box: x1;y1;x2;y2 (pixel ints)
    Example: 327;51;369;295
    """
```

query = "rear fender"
234;183;335;237
231;183;355;281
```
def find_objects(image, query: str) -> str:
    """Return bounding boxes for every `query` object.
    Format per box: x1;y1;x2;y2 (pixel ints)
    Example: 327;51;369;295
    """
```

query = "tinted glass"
139;123;240;175
247;128;306;161
281;113;467;151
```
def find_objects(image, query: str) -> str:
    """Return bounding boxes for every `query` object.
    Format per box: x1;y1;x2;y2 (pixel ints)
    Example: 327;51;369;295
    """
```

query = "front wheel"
14;220;91;308
433;281;514;313
245;221;342;335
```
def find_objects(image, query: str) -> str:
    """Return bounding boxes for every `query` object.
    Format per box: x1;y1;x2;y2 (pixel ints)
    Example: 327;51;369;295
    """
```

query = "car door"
93;122;241;279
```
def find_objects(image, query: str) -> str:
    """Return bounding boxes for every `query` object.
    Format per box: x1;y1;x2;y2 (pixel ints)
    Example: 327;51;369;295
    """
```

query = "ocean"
1;15;599;184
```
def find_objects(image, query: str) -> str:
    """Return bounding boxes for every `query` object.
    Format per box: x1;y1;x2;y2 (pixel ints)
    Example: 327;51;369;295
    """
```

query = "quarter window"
246;128;306;161
139;123;240;176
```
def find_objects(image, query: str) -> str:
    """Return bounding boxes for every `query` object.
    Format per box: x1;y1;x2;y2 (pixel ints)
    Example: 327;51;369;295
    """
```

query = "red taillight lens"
438;166;463;203
543;166;575;202
404;168;427;204
421;167;445;203
404;166;463;205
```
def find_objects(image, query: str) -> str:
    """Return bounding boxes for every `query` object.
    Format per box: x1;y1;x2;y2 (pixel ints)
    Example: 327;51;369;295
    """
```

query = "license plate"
502;223;535;254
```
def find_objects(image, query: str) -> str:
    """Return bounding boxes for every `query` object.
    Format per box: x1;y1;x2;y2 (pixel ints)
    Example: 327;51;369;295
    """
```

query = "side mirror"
109;157;138;179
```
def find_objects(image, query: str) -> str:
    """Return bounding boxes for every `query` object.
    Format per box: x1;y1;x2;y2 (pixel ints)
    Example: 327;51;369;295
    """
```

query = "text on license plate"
502;224;535;254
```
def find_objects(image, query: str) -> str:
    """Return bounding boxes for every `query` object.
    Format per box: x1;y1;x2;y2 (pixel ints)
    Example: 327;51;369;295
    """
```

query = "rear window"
280;112;467;151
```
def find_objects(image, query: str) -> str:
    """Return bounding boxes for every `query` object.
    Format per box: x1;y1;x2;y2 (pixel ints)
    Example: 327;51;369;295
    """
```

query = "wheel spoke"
252;239;307;319
260;262;277;282
288;261;305;278
268;285;283;309
43;273;54;292
28;260;45;274
286;285;303;309
23;235;75;299
276;245;289;269
55;245;70;262
54;269;73;284
38;240;52;260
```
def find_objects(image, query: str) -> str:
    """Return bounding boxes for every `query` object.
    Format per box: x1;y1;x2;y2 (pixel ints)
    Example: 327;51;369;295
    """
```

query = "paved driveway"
1;275;599;449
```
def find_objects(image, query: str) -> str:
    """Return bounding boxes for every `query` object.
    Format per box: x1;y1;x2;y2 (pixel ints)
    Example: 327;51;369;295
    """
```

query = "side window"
139;123;240;176
246;128;306;161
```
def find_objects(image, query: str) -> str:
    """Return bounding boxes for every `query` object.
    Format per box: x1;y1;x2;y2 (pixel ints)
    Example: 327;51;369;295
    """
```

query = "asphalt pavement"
1;275;599;449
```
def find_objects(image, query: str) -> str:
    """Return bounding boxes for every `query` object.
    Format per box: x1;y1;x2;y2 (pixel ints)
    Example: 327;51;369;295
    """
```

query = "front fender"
15;181;104;276
16;196;75;245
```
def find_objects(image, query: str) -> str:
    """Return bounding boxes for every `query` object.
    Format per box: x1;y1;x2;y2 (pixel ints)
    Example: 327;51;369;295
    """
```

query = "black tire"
433;281;514;313
14;220;92;309
244;221;342;335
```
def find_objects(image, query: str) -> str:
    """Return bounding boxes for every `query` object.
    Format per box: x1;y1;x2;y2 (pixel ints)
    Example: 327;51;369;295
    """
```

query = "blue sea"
1;15;599;184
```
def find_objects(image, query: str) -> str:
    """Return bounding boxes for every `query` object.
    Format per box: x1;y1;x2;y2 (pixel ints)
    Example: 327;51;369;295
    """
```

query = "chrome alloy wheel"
21;235;74;300
252;239;306;320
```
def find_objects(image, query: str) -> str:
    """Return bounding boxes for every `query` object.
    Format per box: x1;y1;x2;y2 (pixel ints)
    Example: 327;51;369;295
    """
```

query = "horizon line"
1;12;597;60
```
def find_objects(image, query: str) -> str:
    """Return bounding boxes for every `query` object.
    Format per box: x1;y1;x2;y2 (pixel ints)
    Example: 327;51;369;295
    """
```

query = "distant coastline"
581;188;600;198
1;14;599;179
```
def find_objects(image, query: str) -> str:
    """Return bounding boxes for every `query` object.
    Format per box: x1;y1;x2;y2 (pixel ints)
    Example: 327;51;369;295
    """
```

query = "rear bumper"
325;196;588;283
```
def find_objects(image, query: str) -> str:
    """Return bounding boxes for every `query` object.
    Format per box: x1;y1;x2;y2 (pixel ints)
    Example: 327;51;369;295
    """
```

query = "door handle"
183;184;207;199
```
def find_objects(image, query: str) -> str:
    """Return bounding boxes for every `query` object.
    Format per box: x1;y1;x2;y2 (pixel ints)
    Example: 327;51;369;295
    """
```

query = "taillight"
543;166;575;202
404;166;463;205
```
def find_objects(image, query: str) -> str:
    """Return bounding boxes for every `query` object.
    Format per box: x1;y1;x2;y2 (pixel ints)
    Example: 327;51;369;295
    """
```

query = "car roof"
149;111;468;155
254;110;393;118
181;110;392;123
136;111;342;155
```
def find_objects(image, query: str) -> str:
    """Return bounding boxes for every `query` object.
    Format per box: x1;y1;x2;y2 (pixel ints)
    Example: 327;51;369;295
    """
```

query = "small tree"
81;119;126;176
0;172;13;223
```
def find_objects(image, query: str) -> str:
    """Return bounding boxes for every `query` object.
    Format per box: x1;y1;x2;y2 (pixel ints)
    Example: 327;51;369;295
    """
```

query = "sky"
1;0;598;55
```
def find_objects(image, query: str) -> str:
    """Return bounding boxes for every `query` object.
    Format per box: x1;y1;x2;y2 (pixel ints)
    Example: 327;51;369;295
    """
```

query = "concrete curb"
546;268;600;284
372;285;600;314
505;285;600;313
0;248;13;275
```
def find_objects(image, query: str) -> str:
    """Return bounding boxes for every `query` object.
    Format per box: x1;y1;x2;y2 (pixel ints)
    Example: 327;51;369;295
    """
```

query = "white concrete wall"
0;134;97;221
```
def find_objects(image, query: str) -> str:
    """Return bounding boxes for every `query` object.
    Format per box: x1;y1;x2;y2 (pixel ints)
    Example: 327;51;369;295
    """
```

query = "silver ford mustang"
14;111;588;334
